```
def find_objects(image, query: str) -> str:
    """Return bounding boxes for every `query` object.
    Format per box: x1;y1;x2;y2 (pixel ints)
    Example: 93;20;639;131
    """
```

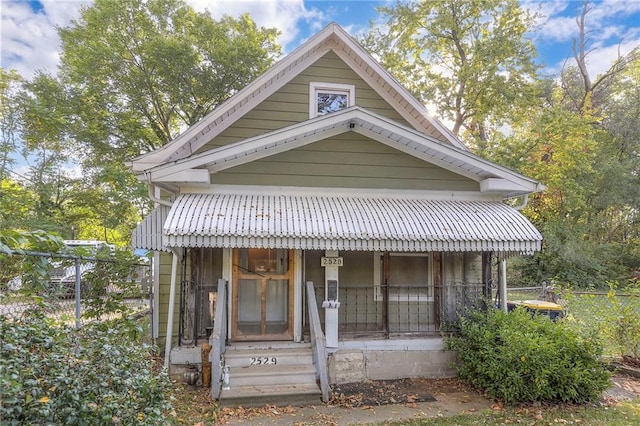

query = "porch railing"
209;278;228;400
305;281;330;402
311;282;485;336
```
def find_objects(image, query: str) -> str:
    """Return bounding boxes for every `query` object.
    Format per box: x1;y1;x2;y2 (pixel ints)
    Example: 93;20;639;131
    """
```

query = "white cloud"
1;1;89;78
188;0;328;52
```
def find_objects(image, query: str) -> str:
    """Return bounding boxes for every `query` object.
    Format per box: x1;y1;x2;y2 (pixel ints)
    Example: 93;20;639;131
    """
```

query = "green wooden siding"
156;251;180;343
211;133;479;191
198;51;413;153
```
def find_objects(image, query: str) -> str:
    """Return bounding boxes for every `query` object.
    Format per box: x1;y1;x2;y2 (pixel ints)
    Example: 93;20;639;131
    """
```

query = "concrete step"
219;383;322;407
224;346;314;368
218;343;321;406
228;364;317;387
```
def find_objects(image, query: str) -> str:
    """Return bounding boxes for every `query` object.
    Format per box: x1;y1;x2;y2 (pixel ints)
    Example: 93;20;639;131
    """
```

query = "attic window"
309;82;355;118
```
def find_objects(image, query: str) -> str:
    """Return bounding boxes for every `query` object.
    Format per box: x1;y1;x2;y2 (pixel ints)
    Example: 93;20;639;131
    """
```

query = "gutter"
145;172;173;207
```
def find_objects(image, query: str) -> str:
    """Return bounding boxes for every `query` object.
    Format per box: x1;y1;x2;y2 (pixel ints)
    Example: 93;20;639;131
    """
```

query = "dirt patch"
331;378;437;407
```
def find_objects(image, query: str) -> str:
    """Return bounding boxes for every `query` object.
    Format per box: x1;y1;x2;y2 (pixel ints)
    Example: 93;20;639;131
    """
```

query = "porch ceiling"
162;193;542;254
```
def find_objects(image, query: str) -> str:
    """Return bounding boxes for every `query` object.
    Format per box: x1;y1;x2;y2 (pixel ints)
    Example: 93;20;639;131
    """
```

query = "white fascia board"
131;160;162;173
480;178;530;193
151;169;210;184
148;106;542;194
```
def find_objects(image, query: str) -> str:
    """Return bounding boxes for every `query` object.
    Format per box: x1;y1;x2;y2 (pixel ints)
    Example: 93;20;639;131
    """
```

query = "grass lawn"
389;399;640;425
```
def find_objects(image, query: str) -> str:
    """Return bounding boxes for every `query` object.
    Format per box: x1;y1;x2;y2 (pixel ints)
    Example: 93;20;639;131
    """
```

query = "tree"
58;0;281;166
0;178;37;230
561;1;640;113
362;0;540;150
497;3;640;287
0;69;23;180
14;72;78;235
7;0;282;246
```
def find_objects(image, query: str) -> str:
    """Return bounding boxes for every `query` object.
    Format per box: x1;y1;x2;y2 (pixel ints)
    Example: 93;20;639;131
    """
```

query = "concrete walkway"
218;384;491;425
218;374;640;425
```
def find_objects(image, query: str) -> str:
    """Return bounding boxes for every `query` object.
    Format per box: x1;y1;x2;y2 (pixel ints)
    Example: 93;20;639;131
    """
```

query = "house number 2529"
250;357;277;365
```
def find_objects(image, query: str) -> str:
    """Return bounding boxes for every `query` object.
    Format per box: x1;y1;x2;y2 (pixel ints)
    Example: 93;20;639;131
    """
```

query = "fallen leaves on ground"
217;404;297;424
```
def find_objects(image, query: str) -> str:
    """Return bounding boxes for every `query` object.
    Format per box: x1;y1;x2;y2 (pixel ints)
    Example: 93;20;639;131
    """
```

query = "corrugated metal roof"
162;193;542;254
132;205;170;251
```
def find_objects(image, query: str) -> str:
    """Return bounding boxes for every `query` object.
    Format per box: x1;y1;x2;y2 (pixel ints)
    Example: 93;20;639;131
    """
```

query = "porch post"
322;250;340;349
164;250;179;369
500;257;508;313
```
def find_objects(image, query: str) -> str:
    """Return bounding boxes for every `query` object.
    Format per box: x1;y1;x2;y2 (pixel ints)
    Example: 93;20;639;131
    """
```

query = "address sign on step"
250;357;277;366
321;257;343;267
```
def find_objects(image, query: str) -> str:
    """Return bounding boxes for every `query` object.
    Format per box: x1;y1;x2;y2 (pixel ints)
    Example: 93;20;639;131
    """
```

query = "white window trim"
309;82;355;118
373;252;434;302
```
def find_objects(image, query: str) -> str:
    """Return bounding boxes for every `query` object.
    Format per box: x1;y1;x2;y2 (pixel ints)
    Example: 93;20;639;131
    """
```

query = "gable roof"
146;106;544;198
131;22;466;172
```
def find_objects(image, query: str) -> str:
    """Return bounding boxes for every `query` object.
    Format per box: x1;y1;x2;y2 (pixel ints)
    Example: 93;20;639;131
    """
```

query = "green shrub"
446;307;611;405
0;308;173;425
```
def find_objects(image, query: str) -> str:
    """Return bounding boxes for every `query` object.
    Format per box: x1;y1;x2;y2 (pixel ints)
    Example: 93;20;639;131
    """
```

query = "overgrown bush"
446;307;611;405
0;307;173;425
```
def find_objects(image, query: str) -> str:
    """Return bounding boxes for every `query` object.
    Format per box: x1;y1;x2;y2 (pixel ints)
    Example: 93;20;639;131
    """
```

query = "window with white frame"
309;82;355;118
373;252;433;302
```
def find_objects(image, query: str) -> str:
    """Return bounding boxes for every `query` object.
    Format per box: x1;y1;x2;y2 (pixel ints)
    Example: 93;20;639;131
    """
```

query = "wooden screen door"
232;248;294;341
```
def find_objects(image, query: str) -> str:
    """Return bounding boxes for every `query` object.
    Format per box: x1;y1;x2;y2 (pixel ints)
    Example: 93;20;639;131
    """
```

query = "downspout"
142;171;178;368
145;172;173;207
512;194;529;211
500;257;508;313
164;249;180;368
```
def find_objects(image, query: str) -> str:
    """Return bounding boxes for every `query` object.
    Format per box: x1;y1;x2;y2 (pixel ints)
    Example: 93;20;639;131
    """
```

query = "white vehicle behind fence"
48;240;116;296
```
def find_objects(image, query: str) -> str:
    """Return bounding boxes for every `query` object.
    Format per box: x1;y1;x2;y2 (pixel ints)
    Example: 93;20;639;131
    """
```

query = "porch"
170;267;490;400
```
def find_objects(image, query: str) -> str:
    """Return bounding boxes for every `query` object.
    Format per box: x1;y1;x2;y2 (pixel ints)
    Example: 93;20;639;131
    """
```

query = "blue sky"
2;0;639;80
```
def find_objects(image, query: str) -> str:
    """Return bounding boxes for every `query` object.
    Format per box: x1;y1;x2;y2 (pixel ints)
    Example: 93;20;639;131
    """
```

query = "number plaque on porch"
321;257;343;267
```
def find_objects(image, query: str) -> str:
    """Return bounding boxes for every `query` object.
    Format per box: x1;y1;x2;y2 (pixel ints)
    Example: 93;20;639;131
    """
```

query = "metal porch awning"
132;205;170;251
161;193;542;254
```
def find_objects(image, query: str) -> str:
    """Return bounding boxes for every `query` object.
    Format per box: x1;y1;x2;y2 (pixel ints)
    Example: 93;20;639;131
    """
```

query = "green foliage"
0;68;23;180
605;282;640;359
446;308;611;405
362;0;540;144
0;309;172;425
0;229;66;294
59;0;281;159
0;178;37;231
80;247;147;320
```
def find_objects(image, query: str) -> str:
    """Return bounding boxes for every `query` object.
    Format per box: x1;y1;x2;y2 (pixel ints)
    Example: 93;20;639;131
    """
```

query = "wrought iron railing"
311;282;486;336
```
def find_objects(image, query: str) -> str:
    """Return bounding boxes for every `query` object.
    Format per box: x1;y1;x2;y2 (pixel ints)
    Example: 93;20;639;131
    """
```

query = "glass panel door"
232;249;294;340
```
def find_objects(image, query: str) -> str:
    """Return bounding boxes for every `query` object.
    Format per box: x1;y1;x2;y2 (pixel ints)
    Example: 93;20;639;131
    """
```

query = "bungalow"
131;23;543;405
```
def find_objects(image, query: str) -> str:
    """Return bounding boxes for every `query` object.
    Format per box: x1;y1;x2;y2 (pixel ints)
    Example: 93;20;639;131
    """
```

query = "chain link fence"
1;250;152;328
496;283;640;358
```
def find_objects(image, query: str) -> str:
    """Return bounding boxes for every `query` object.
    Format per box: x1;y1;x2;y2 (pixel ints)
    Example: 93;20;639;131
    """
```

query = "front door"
232;248;294;341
